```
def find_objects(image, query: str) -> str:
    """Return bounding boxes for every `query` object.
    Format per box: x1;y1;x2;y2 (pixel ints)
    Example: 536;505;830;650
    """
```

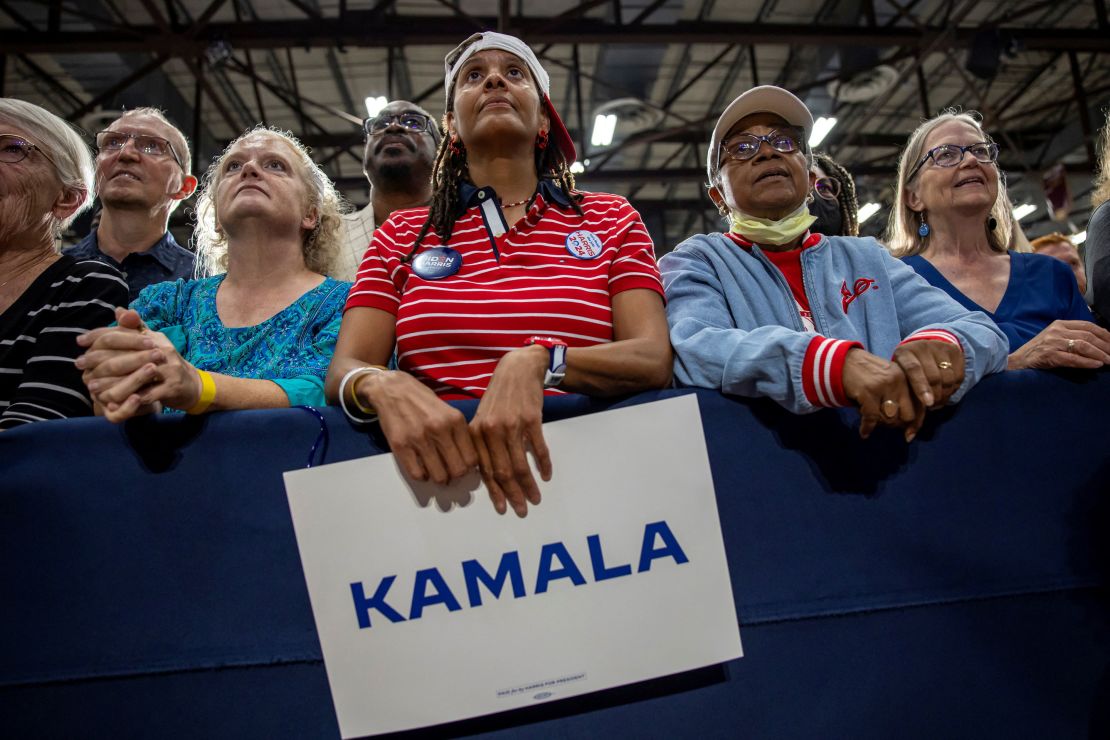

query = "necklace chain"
501;197;530;209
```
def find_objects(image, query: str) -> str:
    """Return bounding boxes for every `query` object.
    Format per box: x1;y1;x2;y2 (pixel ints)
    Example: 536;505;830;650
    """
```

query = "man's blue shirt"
64;229;196;303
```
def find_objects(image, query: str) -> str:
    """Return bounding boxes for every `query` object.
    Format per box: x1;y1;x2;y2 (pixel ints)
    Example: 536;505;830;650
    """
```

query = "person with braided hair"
809;152;860;237
327;31;672;518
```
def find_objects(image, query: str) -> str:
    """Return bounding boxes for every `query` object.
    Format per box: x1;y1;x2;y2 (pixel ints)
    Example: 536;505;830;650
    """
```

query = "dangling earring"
536;129;549;151
918;212;930;238
987;216;998;231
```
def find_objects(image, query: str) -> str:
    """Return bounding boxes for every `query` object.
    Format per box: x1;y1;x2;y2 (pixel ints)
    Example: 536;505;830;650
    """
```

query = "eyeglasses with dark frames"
718;128;803;168
814;176;841;200
95;130;185;170
907;141;999;181
0;133;60;169
363;112;435;136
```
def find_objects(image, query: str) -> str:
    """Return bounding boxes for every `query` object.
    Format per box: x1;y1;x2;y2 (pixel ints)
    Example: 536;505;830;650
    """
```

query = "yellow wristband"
185;370;217;415
349;366;387;415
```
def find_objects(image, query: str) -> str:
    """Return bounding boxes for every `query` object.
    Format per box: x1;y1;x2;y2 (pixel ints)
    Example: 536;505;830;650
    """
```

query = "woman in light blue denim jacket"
659;86;1009;442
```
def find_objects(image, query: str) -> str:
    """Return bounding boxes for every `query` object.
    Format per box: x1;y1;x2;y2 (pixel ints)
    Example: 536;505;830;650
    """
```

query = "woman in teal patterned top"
76;128;351;420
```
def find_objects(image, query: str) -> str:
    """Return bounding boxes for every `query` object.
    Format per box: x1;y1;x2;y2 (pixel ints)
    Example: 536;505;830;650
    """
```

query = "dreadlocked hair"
406;127;584;262
813;152;860;237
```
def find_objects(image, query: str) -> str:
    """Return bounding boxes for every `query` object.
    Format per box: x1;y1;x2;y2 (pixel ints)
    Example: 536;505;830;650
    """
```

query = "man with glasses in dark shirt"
64;108;198;301
332;100;440;281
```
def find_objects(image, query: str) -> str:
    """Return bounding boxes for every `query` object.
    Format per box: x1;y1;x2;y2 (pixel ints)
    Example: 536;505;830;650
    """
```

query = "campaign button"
412;247;463;280
565;230;604;260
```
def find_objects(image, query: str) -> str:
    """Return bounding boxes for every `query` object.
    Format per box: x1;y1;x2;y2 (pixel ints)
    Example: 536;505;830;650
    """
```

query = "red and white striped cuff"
802;336;862;408
898;329;962;351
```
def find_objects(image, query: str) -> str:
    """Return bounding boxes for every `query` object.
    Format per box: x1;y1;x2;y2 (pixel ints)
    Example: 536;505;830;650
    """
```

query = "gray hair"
192;126;349;277
116;107;192;175
113;107;194;217
0;97;95;240
886;109;1012;257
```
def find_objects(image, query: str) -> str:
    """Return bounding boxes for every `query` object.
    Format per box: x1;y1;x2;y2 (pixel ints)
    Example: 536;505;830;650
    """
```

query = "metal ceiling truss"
3;1;1105;243
2;14;1106;54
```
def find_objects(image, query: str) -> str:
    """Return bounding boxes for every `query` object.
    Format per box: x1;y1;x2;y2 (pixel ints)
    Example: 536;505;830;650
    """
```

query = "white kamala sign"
285;394;742;738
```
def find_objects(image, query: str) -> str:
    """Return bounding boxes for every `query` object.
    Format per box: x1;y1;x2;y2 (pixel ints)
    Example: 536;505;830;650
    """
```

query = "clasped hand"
842;340;964;442
357;345;551;518
1007;320;1110;370
76;307;202;422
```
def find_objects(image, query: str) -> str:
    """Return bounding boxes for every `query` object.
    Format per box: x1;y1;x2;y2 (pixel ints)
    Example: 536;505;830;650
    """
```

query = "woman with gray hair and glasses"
0;98;127;430
660;86;1008;442
889;110;1109;370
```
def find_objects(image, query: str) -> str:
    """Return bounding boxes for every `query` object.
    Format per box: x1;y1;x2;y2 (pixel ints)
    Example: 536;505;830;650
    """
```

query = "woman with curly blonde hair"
1086;111;1110;318
76;127;351;421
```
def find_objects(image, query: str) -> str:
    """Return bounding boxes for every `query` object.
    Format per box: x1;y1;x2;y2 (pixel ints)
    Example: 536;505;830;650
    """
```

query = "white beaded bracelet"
338;366;384;425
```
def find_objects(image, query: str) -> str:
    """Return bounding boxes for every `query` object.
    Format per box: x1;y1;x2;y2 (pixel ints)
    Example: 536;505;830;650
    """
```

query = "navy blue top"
64;229;196;303
903;252;1094;350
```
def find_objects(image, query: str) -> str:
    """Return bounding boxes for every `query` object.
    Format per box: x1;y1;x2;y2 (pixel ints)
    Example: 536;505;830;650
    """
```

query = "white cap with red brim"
444;31;577;165
706;85;814;181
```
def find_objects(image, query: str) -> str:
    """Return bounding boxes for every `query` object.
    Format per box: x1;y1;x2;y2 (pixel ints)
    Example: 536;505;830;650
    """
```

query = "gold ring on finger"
1066;338;1076;353
881;398;898;419
937;360;952;370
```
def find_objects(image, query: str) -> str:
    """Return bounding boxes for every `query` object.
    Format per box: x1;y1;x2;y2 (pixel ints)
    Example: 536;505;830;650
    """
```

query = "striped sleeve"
344;215;410;315
1;261;128;429
897;328;962;351
801;335;862;408
602;196;665;298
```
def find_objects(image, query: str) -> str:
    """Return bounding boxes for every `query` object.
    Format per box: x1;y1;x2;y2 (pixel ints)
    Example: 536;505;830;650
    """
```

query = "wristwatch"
525;336;568;388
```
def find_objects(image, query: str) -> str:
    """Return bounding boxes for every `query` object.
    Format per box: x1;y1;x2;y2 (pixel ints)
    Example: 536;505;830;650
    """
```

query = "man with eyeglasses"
332;100;440;281
63;108;198;301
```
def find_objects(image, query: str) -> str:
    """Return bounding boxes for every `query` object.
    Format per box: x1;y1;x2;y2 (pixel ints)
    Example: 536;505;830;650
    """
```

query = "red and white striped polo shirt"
345;182;664;399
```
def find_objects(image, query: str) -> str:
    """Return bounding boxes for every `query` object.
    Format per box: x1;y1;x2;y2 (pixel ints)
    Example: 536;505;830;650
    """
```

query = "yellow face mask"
728;201;817;246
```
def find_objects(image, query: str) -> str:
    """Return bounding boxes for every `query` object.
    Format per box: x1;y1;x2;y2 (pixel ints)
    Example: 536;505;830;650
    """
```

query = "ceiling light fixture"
364;96;388;118
1071;231;1087;245
858;202;881;224
591;114;617;147
1012;203;1037;221
809;116;837;148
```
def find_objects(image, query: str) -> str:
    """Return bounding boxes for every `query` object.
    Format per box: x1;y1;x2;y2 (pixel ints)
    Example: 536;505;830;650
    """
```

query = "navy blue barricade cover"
1;370;1109;738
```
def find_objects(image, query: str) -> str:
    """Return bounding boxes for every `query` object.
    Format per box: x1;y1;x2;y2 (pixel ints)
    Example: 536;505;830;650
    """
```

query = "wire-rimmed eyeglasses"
907;141;999;181
0;133;60;169
718;128;803;169
95;130;185;170
363;112;435;136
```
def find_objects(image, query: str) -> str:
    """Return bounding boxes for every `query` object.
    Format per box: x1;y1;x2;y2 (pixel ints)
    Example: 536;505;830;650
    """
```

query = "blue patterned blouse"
131;275;350;407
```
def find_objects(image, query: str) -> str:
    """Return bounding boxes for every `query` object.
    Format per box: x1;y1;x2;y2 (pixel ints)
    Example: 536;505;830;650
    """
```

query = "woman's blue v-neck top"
130;275;350;407
903;252;1093;350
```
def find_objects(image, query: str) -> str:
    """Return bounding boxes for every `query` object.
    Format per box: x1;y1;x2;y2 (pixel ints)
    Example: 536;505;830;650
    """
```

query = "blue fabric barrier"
2;370;1109;738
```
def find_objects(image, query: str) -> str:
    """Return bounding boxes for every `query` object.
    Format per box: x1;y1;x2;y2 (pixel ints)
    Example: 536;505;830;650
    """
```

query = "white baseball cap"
707;85;814;181
444;31;577;165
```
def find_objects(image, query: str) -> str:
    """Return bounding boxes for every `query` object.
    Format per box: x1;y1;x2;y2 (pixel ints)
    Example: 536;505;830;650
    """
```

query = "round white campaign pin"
564;230;604;260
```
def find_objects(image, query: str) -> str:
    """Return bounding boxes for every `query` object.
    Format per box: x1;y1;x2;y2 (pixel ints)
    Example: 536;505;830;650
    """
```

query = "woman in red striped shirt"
326;32;672;517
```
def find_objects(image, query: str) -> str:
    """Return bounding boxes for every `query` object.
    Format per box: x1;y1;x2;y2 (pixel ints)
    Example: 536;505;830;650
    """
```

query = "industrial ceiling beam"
2;17;1105;55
